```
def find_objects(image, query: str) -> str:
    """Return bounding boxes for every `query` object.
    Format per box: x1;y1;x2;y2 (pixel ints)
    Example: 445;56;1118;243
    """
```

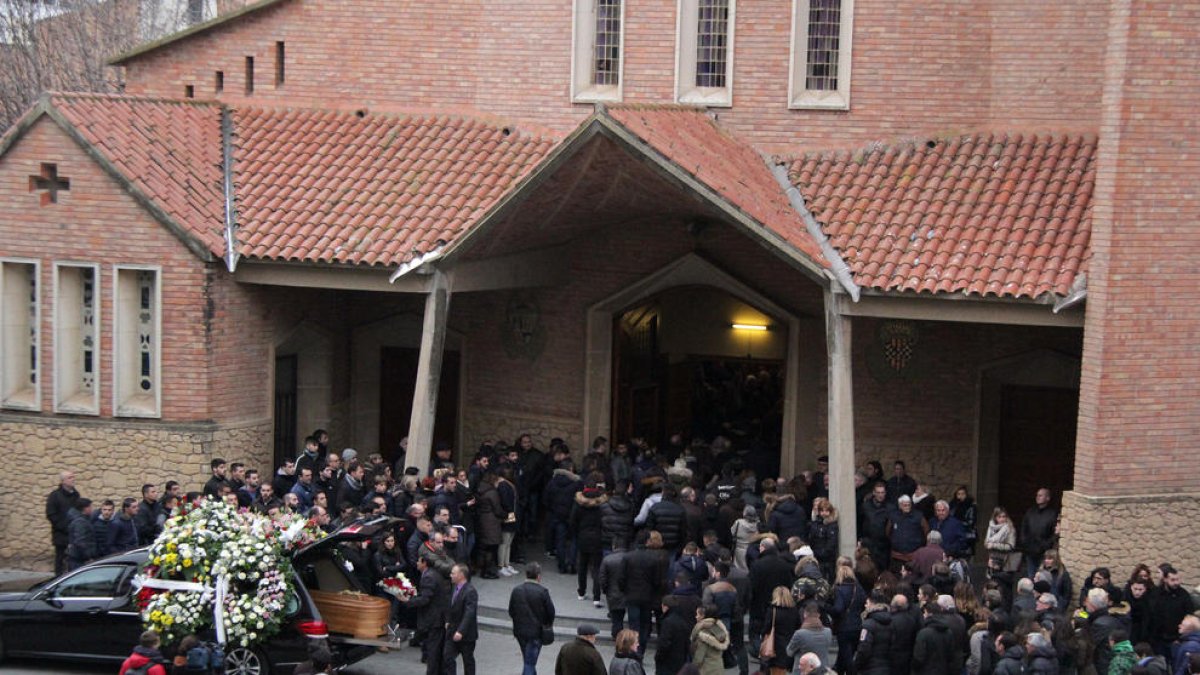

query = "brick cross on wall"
28;163;70;206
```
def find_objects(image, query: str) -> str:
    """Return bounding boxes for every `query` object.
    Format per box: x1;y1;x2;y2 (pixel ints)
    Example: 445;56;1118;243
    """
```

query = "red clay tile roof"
607;105;829;268
46;93;226;257
788;132;1096;299
232;107;560;265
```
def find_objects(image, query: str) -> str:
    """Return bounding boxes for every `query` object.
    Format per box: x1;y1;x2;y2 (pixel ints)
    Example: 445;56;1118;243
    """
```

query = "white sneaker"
593;600;603;608
505;566;518;575
499;567;514;577
577;594;587;601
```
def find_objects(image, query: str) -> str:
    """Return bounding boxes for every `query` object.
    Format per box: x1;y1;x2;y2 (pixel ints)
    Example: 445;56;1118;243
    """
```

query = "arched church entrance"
584;253;821;479
612;286;786;477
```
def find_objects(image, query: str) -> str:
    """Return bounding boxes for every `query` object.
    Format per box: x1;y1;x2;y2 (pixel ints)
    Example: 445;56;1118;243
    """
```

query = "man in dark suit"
403;555;450;674
443;563;478;675
508;562;557;675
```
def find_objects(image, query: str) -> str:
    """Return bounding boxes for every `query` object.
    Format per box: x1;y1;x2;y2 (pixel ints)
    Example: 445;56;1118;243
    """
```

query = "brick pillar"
1063;0;1200;577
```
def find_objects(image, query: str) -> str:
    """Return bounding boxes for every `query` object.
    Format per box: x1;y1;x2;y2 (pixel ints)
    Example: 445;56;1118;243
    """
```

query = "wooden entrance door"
273;355;298;469
379;347;460;466
998;385;1077;528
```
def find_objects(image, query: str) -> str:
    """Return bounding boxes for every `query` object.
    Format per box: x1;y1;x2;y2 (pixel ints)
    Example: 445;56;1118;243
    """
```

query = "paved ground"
0;547;750;674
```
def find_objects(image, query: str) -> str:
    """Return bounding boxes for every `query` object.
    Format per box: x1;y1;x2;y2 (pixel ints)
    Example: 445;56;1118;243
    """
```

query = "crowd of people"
49;431;1200;675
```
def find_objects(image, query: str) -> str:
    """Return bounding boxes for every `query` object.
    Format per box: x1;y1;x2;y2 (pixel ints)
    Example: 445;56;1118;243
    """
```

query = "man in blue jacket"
929;500;969;559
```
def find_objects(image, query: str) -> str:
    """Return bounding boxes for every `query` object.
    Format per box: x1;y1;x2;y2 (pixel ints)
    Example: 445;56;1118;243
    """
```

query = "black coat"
645;499;687;552
888;607;918;675
830;579;867;636
1151;584;1195;642
654;608;693;675
765;604;801;669
66;509;96;562
993;646;1025;675
133;499;161;545
1018;504;1058;556
854;609;895;675
912;614;962;675
408;567;449;632
620;547;667;605
1088;607;1130;674
600;494;636;551
372;545;405;580
860;499;892;552
599;550;627;610
809;516;839;566
508;581;555;642
570;491;609;553
45;486;79;546
767;496;809;542
556;637;607;675
446;582;479;642
749;551;795;623
545;469;581;520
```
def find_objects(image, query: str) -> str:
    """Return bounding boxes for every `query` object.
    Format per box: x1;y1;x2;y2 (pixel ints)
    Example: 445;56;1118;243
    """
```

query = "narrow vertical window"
694;0;729;88
572;0;624;102
1;261;39;410
675;0;735;106
55;264;99;414
186;0;205;24
115;267;159;417
593;1;620;86
789;0;854;109
275;41;286;87
215;71;224;94
184;85;195;98
245;56;255;95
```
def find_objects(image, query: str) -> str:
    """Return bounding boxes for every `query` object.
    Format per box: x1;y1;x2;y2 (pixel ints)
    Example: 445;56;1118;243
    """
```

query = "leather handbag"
758;608;777;659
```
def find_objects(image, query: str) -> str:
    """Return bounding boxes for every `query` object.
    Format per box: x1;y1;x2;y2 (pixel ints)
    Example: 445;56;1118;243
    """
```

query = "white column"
825;290;857;559
406;270;452;477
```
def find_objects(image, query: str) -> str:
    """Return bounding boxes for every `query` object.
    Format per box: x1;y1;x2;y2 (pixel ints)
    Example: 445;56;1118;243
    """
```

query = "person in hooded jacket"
767;491;809;542
670;542;711;588
855;590;896;675
913;602;963;675
992;631;1024;675
545;461;581;573
829;557;867;675
600;479;636;552
572;475;610;604
119;630;168;675
1133;642;1170;675
691;603;732;675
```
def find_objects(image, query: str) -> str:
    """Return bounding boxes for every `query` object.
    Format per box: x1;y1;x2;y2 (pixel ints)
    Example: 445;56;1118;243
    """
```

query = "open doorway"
379;347;461;467
611;286;785;476
977;349;1081;540
997;385;1077;527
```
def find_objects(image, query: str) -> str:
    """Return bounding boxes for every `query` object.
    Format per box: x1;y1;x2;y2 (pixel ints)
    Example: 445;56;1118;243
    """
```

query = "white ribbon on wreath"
133;574;230;646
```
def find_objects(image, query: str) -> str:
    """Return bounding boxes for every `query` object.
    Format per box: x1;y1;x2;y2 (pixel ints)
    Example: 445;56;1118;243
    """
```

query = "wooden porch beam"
840;293;1084;327
234;262;429;293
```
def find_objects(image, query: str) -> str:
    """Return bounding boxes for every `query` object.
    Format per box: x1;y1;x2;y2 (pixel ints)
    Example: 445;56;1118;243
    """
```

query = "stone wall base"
4;414;272;570
461;406;582;461
1059;490;1200;581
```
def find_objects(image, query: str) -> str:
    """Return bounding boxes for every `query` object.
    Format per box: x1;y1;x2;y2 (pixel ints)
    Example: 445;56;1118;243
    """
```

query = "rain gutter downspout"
769;162;860;301
389;246;445;283
221;106;239;273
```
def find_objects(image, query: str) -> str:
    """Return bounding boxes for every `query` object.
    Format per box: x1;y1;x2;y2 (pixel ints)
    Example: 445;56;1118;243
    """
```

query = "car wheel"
224;645;269;675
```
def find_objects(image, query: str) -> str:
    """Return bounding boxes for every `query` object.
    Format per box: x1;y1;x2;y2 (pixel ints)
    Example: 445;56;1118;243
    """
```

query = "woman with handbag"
760;586;799;675
496;467;520;576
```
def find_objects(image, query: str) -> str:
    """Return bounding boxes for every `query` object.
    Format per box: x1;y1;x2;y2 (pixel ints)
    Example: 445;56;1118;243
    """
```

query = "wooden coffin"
308;589;391;638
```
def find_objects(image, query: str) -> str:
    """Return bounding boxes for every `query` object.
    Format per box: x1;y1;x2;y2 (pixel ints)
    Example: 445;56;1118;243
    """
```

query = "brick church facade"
0;0;1196;574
